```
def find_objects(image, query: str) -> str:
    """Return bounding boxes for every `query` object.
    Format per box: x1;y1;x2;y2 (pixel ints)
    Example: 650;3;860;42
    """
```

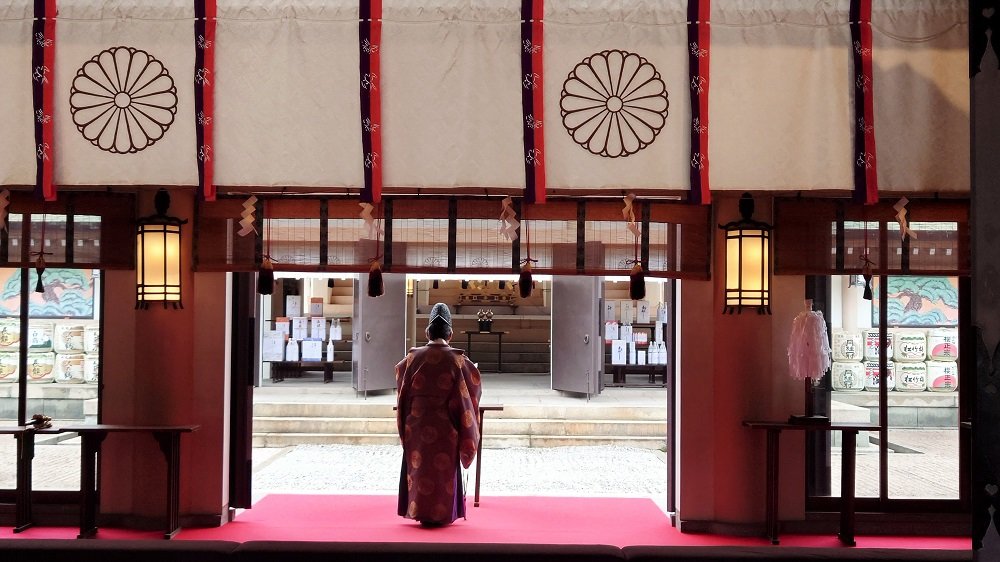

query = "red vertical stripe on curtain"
530;0;545;204
32;0;57;201
195;0;217;201
851;0;878;205
369;0;383;203
359;0;383;204
521;0;545;205
686;0;710;205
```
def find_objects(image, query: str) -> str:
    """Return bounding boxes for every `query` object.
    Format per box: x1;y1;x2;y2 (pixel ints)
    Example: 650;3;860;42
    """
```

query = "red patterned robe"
395;342;482;524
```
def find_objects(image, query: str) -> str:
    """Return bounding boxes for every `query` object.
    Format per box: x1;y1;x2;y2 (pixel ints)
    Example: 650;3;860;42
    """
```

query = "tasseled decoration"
629;262;645;301
518;263;533;298
33;255;46;294
257;258;275;295
787;300;832;382
368;260;384;297
861;258;873;301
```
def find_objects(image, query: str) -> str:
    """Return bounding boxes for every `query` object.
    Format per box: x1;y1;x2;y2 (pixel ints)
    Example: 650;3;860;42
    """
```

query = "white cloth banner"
214;13;362;187
872;1;969;192
380;1;523;189
54;3;197;185
0;9;34;185
0;0;970;194
544;0;690;190
710;5;854;191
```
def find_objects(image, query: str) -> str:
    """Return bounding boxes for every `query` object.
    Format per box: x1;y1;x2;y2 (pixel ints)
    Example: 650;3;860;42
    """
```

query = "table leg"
765;429;780;545
497;334;503;373
474;409;485;507
154;431;183;539
467;333;473;363
839;429;858;546
323;362;333;383
13;430;35;532
78;431;107;539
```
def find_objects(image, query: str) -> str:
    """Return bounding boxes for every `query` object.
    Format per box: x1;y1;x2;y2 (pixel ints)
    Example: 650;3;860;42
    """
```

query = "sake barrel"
927;361;959;392
895;362;927;392
83;326;100;354
54;323;85;353
927;328;959;361
26;352;55;383
0;352;18;383
864;360;896;391
864;329;894;361
83;354;99;383
54;353;85;383
832;330;863;362
831;362;865;391
27;322;54;352
0;320;20;351
893;330;927;362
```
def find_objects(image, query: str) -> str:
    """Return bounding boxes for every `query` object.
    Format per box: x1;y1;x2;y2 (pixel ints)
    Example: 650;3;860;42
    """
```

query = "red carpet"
2;494;968;551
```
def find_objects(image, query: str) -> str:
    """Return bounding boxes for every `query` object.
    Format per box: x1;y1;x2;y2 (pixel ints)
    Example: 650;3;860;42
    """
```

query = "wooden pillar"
971;22;1000;556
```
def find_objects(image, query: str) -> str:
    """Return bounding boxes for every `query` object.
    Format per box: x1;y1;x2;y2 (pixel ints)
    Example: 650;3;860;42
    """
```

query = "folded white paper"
657;303;668;323
621;301;634;325
604;321;619;341
285;295;302;317
291;317;309;341
310;317;327;341
309;298;324;317
611;340;627;365
261;331;285;362
301;339;323;361
604;301;616;323
637;300;650;323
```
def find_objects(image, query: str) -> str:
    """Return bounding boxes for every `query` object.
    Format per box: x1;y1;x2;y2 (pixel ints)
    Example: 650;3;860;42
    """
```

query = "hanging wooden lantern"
719;193;772;314
136;189;187;309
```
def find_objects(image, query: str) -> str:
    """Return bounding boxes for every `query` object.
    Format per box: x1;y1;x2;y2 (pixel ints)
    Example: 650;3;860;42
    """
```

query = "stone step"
463;342;551;352
252;400;667;449
254;416;666;437
478;363;550;373
252;433;666;449
253;402;665;421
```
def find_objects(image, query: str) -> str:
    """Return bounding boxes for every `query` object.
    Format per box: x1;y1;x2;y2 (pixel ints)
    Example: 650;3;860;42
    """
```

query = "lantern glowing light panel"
721;193;772;314
136;189;186;309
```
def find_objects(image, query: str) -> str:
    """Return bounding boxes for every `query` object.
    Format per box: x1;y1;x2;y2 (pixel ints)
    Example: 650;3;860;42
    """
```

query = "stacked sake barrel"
0;320;56;384
0;320;99;384
863;329;895;391
830;327;958;392
924;329;959;391
53;323;84;383
830;330;866;391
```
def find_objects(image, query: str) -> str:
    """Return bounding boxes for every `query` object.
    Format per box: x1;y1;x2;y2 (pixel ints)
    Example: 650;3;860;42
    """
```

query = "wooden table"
266;360;336;383
474;404;503;507
742;420;879;546
59;424;199;539
462;331;509;373
0;426;52;533
607;364;668;386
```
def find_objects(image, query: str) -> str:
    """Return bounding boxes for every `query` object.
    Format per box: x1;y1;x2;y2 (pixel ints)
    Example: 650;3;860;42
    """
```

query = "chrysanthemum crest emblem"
69;46;178;154
560;50;669;158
